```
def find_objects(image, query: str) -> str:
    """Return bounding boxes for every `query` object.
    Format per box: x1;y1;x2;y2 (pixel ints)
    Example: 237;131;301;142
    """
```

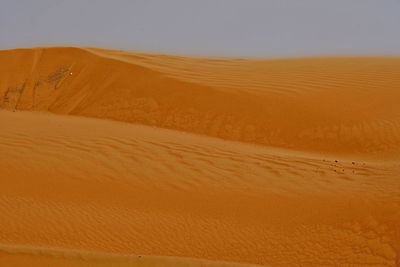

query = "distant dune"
0;47;400;266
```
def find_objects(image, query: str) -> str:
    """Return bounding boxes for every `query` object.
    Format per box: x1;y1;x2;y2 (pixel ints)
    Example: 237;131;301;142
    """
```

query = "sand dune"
1;47;400;266
1;47;400;159
1;110;399;266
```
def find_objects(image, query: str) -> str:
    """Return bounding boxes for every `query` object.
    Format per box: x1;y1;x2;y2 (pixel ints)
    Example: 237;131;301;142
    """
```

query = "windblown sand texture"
0;47;400;266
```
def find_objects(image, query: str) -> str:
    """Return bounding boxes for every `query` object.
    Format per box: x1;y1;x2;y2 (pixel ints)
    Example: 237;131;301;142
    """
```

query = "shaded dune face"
1;47;400;158
1;47;400;267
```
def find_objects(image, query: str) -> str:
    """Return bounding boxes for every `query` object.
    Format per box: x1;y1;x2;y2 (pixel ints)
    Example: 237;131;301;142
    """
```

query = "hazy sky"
1;0;400;57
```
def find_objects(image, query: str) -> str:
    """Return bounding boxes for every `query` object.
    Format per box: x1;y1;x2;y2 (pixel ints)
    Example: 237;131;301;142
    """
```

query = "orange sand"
0;47;399;266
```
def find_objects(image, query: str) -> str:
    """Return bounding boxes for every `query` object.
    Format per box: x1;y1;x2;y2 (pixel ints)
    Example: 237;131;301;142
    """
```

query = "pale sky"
1;0;400;58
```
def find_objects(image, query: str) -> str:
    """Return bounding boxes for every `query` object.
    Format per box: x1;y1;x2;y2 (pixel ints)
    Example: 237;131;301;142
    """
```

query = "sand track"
0;244;266;267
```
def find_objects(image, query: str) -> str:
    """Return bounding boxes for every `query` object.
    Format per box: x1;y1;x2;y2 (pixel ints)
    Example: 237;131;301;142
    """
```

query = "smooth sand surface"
0;47;400;266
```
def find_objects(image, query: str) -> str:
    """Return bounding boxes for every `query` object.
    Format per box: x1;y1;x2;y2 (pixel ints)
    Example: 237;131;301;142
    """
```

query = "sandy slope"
0;47;400;266
1;110;399;266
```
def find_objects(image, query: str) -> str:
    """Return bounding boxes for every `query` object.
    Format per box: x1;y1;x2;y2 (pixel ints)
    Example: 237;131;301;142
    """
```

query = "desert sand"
0;47;399;266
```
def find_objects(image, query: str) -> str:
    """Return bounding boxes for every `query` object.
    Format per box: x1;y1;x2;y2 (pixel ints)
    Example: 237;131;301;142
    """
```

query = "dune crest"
1;47;400;159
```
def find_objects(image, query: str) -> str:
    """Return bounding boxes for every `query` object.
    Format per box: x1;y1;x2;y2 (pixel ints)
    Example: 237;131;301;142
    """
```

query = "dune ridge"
1;47;400;266
1;47;400;159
